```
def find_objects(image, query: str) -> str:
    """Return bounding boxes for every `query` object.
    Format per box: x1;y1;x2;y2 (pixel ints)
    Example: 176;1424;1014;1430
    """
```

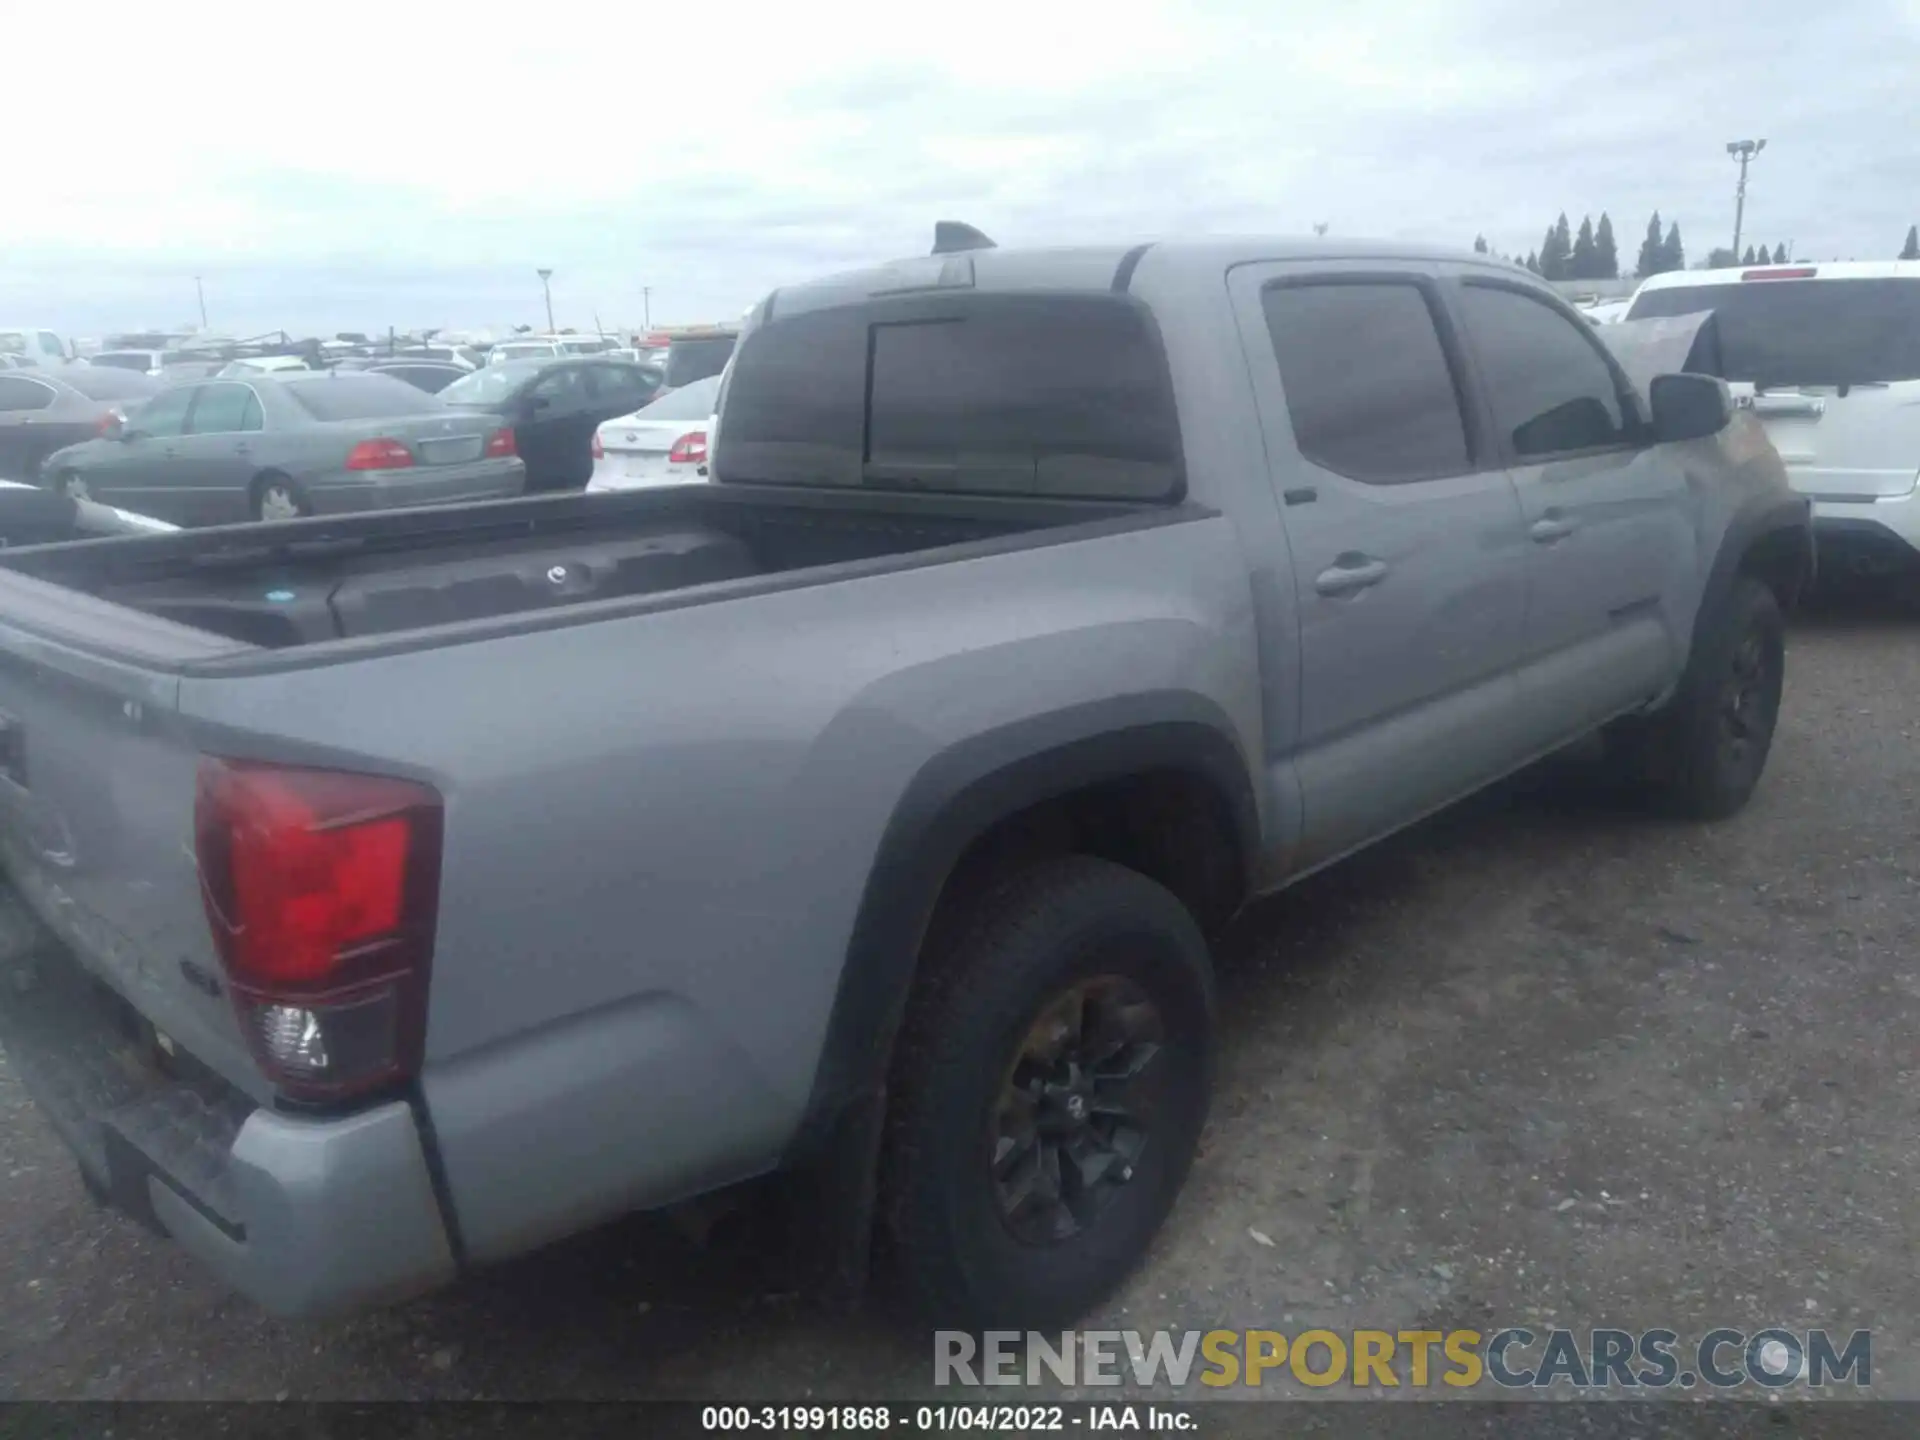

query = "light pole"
536;268;555;332
195;275;208;329
642;286;652;330
1726;139;1766;262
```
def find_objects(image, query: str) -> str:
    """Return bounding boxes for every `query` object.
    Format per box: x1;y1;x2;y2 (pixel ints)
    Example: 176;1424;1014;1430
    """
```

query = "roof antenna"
932;221;997;256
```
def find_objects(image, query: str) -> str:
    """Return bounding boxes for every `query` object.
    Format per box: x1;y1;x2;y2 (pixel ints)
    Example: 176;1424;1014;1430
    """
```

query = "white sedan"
588;375;722;492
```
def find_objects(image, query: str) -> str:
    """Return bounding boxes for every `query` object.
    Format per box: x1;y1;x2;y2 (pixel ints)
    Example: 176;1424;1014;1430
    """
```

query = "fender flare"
773;695;1258;1293
1689;491;1812;657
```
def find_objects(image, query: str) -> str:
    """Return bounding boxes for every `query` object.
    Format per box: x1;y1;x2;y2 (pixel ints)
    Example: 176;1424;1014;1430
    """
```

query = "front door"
1445;275;1691;743
518;368;596;490
90;385;198;517
1229;261;1533;869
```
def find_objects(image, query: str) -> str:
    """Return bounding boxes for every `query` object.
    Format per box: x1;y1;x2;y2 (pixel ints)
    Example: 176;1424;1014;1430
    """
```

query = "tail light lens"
195;759;443;1103
591;430;605;461
95;409;122;437
344;438;415;471
485;427;516;458
1742;267;1817;281
668;430;708;465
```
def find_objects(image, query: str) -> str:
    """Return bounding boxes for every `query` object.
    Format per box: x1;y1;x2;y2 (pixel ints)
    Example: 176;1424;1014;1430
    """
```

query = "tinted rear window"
283;374;438;421
1625;278;1920;386
664;335;738;388
716;295;1180;501
89;353;153;372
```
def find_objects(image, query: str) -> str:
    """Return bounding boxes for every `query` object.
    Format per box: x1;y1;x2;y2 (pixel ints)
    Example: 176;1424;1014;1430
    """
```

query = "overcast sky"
7;0;1917;340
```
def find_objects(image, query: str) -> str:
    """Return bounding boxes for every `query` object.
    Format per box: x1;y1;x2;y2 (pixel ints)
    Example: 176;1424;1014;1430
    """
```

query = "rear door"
1449;275;1690;741
1229;261;1532;868
1627;273;1920;504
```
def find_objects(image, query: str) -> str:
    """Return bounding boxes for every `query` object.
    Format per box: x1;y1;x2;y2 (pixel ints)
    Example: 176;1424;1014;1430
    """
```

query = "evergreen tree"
1661;221;1685;274
1570;216;1598;279
1636;212;1665;278
1540;213;1573;280
1594;213;1619;279
1742;245;1758;265
1524;250;1540;274
1706;247;1738;269
1473;234;1489;254
1773;243;1789;263
1901;225;1920;260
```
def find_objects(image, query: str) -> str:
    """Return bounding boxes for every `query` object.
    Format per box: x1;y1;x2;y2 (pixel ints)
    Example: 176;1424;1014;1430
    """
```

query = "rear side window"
284;374;436;421
717;295;1181;501
1457;284;1632;458
1624;278;1920;387
1261;281;1471;484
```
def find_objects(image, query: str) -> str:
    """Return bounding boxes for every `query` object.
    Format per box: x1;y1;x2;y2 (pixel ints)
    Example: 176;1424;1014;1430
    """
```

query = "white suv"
1625;260;1920;581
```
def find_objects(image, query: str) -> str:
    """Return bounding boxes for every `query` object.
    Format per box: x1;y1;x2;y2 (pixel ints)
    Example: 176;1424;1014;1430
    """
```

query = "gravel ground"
1;594;1916;1418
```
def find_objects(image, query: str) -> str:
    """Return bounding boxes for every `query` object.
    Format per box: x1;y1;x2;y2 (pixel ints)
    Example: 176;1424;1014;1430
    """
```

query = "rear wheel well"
931;768;1247;941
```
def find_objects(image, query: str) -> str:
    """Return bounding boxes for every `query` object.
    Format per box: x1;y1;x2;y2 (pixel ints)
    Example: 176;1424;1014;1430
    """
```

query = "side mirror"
1650;372;1732;443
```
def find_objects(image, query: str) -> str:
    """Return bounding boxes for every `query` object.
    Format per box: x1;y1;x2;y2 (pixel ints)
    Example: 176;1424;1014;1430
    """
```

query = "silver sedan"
40;371;526;525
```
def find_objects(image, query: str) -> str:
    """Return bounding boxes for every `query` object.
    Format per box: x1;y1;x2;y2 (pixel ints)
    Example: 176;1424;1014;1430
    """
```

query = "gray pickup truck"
0;233;1809;1332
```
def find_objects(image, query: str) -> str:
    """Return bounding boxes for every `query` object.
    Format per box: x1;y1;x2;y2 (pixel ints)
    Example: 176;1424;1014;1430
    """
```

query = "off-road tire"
879;855;1215;1331
1610;576;1785;820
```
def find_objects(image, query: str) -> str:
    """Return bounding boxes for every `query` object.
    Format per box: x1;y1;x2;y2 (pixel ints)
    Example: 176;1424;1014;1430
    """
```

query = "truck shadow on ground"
375;590;1903;1399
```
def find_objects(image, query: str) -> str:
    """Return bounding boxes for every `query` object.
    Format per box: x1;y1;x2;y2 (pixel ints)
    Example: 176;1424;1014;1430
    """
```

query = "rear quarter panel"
177;513;1264;1260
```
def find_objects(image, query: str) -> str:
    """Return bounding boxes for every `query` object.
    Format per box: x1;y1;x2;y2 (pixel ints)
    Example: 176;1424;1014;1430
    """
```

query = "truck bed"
0;485;1175;664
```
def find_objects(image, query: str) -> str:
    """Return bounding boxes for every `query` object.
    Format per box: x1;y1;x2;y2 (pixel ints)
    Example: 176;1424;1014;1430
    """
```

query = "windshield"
491;344;555;362
0;333;27;355
89;352;152;371
283;373;439;421
440;365;533;404
1625;278;1920;386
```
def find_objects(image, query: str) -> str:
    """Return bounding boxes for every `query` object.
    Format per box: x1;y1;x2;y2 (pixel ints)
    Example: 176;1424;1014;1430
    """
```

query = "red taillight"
95;410;119;437
1742;266;1817;281
195;759;443;1101
668;430;708;465
591;430;605;461
344;437;415;471
485;427;516;458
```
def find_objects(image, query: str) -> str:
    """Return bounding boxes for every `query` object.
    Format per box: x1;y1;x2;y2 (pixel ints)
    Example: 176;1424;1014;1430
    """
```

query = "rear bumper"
307;459;527;515
1812;506;1920;579
0;910;456;1319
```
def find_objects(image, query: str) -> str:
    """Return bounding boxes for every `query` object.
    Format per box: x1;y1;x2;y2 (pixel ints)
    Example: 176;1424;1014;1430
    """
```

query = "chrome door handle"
1530;517;1574;544
1314;556;1389;596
